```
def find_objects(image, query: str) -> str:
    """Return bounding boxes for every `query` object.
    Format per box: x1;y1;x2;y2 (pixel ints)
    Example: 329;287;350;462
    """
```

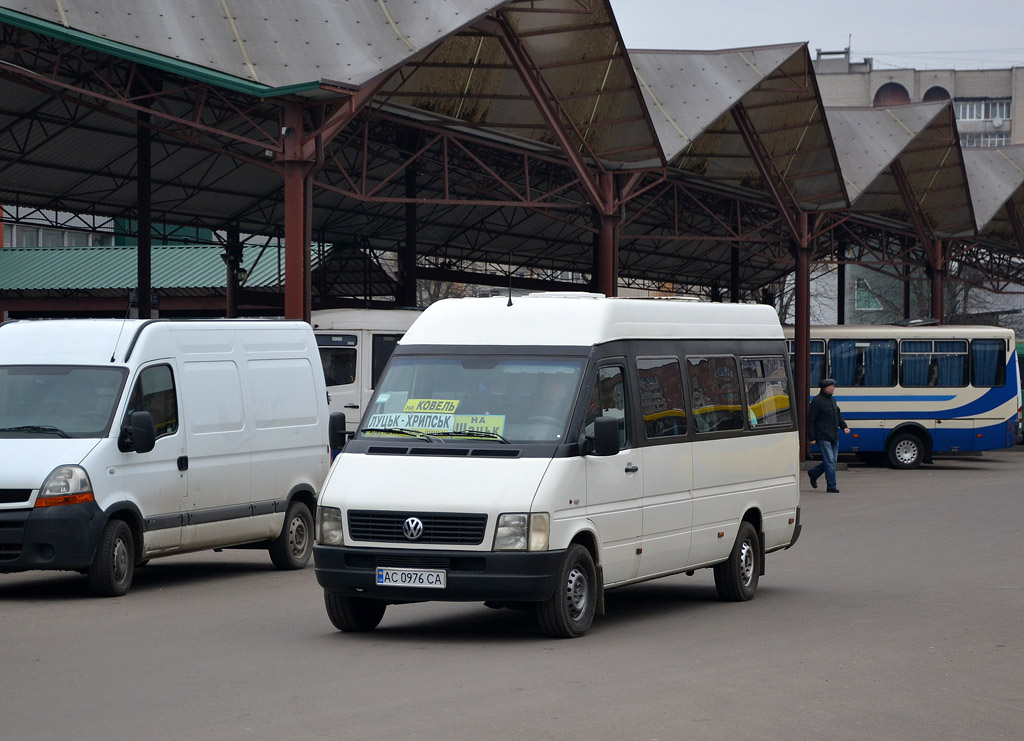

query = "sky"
610;0;1024;70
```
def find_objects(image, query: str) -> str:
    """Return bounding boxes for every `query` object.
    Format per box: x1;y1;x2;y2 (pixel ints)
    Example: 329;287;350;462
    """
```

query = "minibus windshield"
361;354;585;443
0;365;128;439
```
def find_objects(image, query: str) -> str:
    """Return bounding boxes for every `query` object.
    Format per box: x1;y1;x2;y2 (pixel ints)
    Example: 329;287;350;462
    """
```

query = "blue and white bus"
786;325;1020;468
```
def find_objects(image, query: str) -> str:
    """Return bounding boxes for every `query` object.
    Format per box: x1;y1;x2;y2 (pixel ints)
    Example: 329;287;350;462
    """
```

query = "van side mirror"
118;411;156;454
591;416;621;456
328;412;349;451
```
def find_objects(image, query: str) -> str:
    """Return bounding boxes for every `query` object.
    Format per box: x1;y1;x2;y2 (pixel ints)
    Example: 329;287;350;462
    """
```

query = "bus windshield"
0;365;128;439
361;354;586;443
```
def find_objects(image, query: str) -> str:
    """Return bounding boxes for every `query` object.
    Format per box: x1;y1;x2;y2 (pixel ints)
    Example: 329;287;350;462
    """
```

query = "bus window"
371;334;403;389
688;356;742;434
637;357;686;439
787;339;824;386
971;339;1006;387
829;339;896;387
317;334;357;387
900;340;967;387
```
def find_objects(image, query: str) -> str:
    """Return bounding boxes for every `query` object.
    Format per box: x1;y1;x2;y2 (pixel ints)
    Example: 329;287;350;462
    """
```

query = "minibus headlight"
494;513;550;551
317;506;344;546
36;466;94;507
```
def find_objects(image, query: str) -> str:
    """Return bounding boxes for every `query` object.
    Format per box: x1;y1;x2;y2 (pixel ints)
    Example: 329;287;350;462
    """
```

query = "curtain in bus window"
864;340;896;386
972;340;1004;387
829;340;858;386
902;355;929;386
935;341;967;386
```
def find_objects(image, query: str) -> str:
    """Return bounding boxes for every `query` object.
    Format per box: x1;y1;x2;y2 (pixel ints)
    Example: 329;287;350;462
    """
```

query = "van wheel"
324;592;386;632
714;522;760;601
269;501;313;570
536;544;597;638
887;431;923;469
88;520;135;597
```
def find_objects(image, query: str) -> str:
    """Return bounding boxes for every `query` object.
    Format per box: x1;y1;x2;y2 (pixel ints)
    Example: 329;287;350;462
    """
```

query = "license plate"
376;567;447;589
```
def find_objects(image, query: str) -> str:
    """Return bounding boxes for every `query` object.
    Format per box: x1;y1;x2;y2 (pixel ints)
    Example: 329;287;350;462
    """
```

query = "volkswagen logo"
403;516;424;541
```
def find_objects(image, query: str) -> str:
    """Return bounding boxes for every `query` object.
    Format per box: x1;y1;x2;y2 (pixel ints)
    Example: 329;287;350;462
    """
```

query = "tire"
887;431;923;469
536;544;597;638
714;522;760;602
269;500;313;570
88;519;135;597
324;592;386;632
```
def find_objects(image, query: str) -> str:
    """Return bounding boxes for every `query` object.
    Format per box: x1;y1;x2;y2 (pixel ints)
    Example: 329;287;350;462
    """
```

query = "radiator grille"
348;510;487;545
0;489;32;504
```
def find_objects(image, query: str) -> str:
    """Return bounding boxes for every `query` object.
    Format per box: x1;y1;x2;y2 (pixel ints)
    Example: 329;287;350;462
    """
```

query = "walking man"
807;378;850;493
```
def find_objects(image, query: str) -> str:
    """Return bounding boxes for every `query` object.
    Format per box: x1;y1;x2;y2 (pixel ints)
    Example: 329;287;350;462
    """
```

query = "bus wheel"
324;592;386;632
714;522;760;601
537;544;597;638
887;431;923;469
88;519;135;597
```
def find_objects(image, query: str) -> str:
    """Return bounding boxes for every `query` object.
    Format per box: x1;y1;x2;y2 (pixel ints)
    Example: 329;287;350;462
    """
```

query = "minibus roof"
400;294;784;347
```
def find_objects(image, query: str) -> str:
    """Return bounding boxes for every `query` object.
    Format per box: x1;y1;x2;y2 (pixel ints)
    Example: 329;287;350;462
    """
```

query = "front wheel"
536;544;597;638
324;592;387;632
887;431;924;469
713;522;760;601
269;500;313;569
88;519;135;597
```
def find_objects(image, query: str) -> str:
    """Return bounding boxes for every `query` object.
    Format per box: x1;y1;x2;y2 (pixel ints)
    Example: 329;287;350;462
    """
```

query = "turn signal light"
35;492;94;508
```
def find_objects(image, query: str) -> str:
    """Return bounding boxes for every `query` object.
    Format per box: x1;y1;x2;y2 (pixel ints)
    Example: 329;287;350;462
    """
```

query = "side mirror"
118;411;156;454
591;416;621;457
328;412;349;451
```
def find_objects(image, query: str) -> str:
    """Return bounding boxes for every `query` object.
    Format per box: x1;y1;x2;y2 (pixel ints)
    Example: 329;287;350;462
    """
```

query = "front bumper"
314;544;564;602
0;500;105;572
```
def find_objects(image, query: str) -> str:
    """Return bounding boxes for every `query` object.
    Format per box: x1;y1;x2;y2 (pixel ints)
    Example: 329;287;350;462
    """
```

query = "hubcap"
565;565;589;620
739;539;755;587
289;516;309;557
895;439;918;464
113;537;130;584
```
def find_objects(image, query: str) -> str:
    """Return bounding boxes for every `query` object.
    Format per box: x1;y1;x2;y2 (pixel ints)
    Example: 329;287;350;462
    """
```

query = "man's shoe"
826;487;840;493
807;472;818;489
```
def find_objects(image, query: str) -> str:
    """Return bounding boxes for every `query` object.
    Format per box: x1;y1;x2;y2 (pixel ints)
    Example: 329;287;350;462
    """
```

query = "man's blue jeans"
809;439;839;489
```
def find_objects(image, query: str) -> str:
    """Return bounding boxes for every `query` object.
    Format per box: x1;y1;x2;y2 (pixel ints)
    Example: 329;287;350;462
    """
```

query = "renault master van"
0;318;338;596
314;293;802;638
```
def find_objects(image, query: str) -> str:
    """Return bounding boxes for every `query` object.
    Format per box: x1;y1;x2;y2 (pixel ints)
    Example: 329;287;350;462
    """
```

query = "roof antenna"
110;289;134;362
507;250;514;307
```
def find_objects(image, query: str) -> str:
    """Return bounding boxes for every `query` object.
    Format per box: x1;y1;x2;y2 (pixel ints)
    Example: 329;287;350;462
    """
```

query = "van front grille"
0;489;31;504
347;510;487;545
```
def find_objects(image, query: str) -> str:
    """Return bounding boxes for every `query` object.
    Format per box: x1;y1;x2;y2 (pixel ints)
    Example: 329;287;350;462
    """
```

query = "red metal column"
280;104;313;322
929;239;944;323
793;213;811;461
136;109;152;320
595;172;618;297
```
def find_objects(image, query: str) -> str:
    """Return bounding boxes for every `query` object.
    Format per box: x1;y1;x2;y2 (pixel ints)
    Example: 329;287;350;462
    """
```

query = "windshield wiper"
432;430;510;444
0;425;71;438
359;427;443;443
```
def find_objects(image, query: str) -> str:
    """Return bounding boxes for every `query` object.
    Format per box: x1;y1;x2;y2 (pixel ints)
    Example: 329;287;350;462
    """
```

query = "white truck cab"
0;318;343;596
314;294;802;637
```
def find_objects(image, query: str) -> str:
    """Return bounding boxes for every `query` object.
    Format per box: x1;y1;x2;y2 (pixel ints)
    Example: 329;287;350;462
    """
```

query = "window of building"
855;277;882;311
960;133;1010;148
923;86;950;102
873;82;911;107
955;99;1011;121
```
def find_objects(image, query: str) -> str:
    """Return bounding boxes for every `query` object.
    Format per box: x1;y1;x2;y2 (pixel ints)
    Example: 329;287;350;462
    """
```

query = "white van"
0;318;342;596
314;293;802;638
311;309;420;431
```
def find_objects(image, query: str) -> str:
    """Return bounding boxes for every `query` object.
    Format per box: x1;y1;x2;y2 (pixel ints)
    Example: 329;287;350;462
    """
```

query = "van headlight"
493;512;550;551
36;466;94;508
317;506;344;546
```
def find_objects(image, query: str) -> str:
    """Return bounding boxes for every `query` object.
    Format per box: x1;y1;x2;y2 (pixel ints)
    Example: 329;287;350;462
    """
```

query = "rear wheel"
324;592;386;632
88;519;135;597
269;500;313;569
887;431;924;469
714;522;760;601
536;544;597;638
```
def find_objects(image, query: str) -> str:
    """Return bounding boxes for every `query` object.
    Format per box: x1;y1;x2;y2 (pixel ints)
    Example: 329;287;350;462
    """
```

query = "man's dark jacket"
807;391;846;442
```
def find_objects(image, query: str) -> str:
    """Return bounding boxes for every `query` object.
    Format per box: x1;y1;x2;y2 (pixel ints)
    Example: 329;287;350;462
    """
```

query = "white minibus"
786;325;1020;467
314;294;802;638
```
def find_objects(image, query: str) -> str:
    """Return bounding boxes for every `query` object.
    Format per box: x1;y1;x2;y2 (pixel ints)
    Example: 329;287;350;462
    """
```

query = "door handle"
624;464;638;473
177;456;188;471
344;403;360;409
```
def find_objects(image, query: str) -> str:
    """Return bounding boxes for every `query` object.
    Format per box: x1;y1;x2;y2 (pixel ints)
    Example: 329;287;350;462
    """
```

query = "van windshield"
0;365;128;439
361;355;585;443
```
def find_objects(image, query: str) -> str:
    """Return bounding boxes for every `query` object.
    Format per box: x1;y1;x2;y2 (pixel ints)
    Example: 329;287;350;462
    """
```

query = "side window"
742;356;793;428
637;357;687;438
971;339;1006;387
125;365;178;438
584;365;629;448
371;334;403;389
828;339;896;387
900;340;968;387
687;356;743;434
317;334;357;387
787;339;825;387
